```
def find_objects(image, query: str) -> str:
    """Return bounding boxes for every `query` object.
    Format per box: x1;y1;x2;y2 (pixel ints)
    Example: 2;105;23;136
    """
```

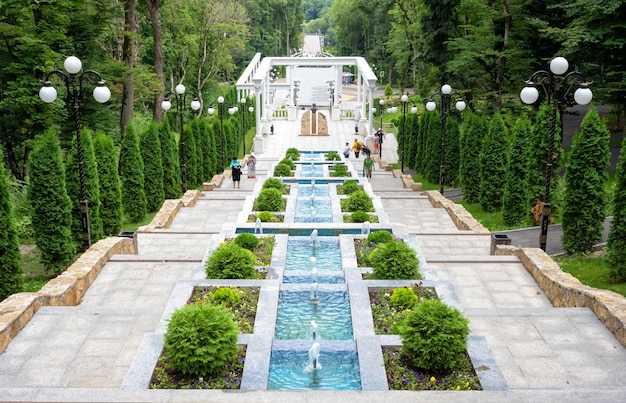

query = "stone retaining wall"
425;190;490;234
138;190;200;232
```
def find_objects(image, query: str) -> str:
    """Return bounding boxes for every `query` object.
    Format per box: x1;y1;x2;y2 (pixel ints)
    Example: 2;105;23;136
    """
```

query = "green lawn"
555;254;626;297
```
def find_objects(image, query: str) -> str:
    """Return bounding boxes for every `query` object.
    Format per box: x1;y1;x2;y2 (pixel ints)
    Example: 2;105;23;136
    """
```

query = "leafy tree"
0;146;23;300
120;122;147;223
460;112;487;204
420;0;461;82
65;128;104;249
607;139;626;280
561;108;610;254
479;113;508;212
141;122;165;212
444;117;460;186
158;117;182;199
93;132;123;236
28;130;75;273
503;118;532;226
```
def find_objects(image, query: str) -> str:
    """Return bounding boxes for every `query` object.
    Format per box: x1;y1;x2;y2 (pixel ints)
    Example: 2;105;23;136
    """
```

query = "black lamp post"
161;84;201;193
400;94;418;173
39;56;111;252
426;84;466;195
239;97;254;155
208;96;238;170
520;56;592;252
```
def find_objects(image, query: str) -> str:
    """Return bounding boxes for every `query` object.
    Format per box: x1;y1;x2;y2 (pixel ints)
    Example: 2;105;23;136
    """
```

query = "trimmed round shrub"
351;210;369;223
331;164;348;177
211;287;241;305
255;188;284;211
279;158;296;170
390;287;418;310
367;230;393;244
234;233;259;251
326;151;341;161
206;243;256;279
342;190;374;212
342;180;359;195
370;241;421;280
262;178;285;192
273;163;292;177
257;211;274;222
164;303;238;378
397;299;469;373
285;147;300;160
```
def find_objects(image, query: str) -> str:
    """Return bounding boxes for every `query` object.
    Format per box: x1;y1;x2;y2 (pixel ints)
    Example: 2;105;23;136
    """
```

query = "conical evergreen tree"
181;125;197;189
93;132;122;236
562;108;610;253
206;121;218;177
65;128;104;249
479;113;508;212
159;117;182;199
199;119;212;181
120;122;147;223
423;112;442;184
414;113;430;174
407;113;420;170
460;112;487;204
141;122;165;212
444;117;460;186
28;130;75;273
607;139;626;280
213;120;225;172
0;146;23;300
503;118;532;226
191;119;205;185
224;120;236;160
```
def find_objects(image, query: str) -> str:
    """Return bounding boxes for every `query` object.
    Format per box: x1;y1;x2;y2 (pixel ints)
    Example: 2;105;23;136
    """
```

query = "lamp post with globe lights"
425;84;466;195
520;56;592;252
207;96;238;170
39;56;111;252
161;84;201;193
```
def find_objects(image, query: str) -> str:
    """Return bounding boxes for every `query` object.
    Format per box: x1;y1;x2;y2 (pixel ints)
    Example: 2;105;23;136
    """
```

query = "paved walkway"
0;114;625;402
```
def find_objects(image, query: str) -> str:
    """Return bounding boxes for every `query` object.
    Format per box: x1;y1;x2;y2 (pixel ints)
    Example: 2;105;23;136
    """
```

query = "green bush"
285;147;300;160
164;303;238;378
262;178;285;192
367;230;393;244
351;210;369;223
211;287;241;305
326;151;341;161
279;158;296;170
397;299;469;373
342;190;374;212
273;163;292;177
331;164;348;177
390;287;418;310
257;211;274;222
206;243;256;279
234;233;259;251
342;180;359;195
255;188;284;211
370;241;420;279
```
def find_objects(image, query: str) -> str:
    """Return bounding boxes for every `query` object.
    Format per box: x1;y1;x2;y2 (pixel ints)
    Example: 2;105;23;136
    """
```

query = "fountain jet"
255;218;264;234
361;221;370;235
311;281;319;304
308;342;321;371
311;229;319;247
310;320;318;340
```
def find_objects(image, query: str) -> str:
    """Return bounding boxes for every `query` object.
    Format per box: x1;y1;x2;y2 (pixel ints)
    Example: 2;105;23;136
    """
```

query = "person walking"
352;138;362;158
230;156;242;188
363;151;374;179
343;142;351;158
246;153;257;178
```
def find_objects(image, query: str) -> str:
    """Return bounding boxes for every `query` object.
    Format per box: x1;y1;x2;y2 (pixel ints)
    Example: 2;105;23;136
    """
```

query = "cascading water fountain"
305;342;321;372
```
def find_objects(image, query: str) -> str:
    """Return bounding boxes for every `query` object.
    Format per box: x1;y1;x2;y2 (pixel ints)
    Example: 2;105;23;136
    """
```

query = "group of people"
343;138;375;179
230;153;257;189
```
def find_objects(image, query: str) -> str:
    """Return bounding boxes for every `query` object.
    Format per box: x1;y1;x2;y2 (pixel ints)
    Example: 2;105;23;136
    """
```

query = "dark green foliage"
234;233;259;251
28;130;75;273
212;120;225;172
342;180;359;194
158;118;182;199
326;151;341;161
390;287;418;310
257;211;274;222
199;120;212;181
503;119;532;226
181;125;197;188
211;287;241;305
562;108;610;254
397;299;469;373
255;188;284;211
262;178;285;192
164;303;238;378
479;113;508;212
65;128;104;248
406;113;420;169
278;158;296;170
0;147;23;299
141;122;165;213
330;164;348;177
205;121;218;177
285;147;300;160
421;112;442;184
367;230;393;244
191;120;204;185
370;241;421;280
460;113;487;204
205;243;256;279
528;104;562;210
93;132;122;236
444;117;461;186
607;139;626;280
120;122;147;223
351;210;369;223
273;163;292;177
342;190;374;212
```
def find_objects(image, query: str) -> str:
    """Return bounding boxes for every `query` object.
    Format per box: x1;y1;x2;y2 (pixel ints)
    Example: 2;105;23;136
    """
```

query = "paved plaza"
0;111;625;402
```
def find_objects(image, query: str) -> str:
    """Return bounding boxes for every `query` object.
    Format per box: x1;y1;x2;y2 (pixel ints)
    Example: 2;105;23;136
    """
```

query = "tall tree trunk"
145;0;164;122
120;0;137;140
